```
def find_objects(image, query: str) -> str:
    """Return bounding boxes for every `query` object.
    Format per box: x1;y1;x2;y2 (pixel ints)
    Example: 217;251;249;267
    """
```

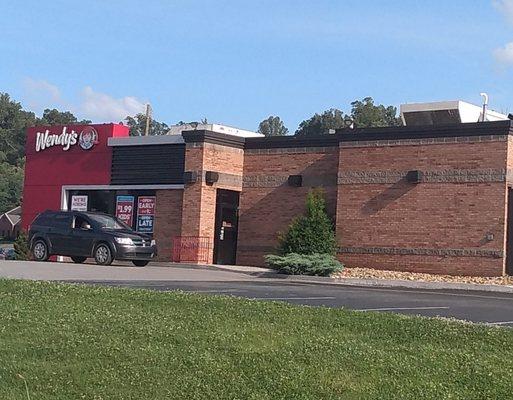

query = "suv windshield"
87;214;131;231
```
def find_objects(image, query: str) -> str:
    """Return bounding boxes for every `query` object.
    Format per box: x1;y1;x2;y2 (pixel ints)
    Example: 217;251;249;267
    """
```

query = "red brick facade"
337;137;509;276
152;122;513;276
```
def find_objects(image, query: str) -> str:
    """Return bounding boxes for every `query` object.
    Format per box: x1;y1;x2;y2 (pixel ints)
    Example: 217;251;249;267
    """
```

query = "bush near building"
266;189;343;276
13;232;30;260
265;253;343;276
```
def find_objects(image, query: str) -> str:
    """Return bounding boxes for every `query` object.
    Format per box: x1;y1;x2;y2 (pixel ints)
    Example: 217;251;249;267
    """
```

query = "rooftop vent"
400;100;507;126
167;123;264;138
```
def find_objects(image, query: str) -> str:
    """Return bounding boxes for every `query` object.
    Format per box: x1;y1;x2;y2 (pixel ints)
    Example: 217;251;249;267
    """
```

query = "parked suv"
28;210;157;266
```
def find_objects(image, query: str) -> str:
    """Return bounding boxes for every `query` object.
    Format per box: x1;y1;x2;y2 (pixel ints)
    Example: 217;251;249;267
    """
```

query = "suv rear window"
33;212;71;228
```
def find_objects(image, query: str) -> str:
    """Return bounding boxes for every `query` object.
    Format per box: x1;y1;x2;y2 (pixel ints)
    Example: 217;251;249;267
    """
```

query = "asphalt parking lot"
85;279;513;326
1;260;513;326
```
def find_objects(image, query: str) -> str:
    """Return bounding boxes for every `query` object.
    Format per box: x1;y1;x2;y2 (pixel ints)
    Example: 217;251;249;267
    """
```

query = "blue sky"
2;0;513;132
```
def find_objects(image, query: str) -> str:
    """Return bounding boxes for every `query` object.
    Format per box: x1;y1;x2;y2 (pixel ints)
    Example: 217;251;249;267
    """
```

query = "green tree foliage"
257;116;289;136
125;113;170;136
295;97;402;135
14;231;30;260
278;189;337;255
295;108;346;136
0;93;36;165
36;108;91;126
0;163;24;215
350;97;402;127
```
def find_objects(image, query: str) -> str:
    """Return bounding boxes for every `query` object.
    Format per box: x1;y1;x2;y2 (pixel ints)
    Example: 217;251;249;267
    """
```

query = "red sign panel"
137;196;156;215
116;195;135;226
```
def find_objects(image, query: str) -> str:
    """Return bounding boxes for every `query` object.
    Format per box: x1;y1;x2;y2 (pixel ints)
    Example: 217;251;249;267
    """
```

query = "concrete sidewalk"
205;263;513;294
0;260;253;282
2;260;513;294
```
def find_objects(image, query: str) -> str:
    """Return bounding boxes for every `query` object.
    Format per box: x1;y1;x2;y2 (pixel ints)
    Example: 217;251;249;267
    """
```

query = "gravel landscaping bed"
335;267;513;286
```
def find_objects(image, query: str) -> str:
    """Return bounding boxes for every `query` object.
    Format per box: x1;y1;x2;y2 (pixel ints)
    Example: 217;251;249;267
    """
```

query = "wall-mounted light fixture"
205;171;219;185
287;175;302;187
406;170;423;184
183;171;198;184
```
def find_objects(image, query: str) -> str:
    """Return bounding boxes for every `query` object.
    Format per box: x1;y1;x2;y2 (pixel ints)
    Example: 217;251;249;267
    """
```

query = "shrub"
265;253;343;277
14;232;30;261
278;189;337;255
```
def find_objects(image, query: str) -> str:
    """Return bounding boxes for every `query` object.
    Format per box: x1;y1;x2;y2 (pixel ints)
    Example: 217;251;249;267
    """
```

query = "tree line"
0;92;400;214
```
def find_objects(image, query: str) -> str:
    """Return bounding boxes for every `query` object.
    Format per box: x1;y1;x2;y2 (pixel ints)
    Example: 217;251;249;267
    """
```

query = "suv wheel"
32;240;49;261
71;256;87;264
94;244;113;266
132;260;149;267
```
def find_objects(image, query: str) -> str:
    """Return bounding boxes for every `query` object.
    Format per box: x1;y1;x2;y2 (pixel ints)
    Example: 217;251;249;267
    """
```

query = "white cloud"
493;2;513;67
79;86;145;122
494;42;513;66
494;0;513;25
22;78;146;122
23;78;64;111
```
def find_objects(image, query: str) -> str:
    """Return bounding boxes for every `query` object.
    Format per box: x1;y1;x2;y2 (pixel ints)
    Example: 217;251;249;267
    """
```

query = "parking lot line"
487;320;513;325
358;306;450;312
250;296;336;300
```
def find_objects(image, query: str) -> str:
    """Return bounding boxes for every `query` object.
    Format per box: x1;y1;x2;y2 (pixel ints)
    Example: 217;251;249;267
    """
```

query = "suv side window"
73;215;92;230
53;214;72;229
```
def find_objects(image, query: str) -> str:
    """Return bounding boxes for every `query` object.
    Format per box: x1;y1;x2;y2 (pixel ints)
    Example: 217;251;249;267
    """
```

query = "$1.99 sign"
116;195;135;226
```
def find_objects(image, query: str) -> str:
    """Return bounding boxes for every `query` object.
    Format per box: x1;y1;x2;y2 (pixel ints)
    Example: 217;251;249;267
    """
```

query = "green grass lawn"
0;280;512;399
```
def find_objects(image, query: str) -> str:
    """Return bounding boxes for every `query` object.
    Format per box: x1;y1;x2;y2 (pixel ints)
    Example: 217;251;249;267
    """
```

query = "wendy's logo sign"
78;127;98;150
35;126;99;152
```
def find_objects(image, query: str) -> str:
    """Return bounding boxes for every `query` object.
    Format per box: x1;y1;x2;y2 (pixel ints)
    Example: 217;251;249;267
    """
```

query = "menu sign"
116;195;135;226
137;196;156;233
70;195;88;211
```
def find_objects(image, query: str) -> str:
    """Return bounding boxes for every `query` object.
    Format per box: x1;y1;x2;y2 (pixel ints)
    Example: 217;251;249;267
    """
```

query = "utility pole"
144;103;152;136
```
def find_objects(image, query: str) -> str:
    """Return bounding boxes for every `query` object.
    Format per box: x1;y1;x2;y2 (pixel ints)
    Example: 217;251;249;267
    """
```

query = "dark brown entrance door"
213;189;240;265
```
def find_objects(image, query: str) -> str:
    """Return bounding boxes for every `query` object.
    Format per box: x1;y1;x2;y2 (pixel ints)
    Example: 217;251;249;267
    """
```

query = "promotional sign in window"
137;196;156;233
70;195;88;211
116;195;135;227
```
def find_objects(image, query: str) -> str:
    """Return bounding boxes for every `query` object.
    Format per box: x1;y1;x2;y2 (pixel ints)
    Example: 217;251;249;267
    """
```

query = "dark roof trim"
337;120;513;142
245;121;513;149
182;130;245;149
182;122;513;150
245;134;339;149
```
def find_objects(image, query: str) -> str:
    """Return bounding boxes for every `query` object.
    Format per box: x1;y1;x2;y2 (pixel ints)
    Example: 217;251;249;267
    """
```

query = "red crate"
172;236;212;263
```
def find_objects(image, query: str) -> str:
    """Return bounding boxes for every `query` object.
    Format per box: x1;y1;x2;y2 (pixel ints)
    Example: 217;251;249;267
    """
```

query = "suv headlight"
115;237;134;245
151;240;156;246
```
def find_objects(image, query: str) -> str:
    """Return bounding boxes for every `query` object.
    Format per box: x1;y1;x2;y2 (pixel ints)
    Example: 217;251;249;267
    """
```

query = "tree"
350;97;401;128
257;116;288;136
36;108;91;126
124;113;170;136
14;231;30;260
295;98;402;135
295;108;347;136
0;162;24;215
0;93;36;166
278;189;337;256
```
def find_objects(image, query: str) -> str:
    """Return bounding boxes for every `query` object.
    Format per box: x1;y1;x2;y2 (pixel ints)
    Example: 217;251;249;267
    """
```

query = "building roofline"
106;121;513;151
182;129;246;149
245;121;513;149
336;120;513;142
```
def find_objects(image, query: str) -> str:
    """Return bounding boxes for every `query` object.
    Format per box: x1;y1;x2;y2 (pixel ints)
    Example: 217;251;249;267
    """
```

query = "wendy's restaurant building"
20;100;513;276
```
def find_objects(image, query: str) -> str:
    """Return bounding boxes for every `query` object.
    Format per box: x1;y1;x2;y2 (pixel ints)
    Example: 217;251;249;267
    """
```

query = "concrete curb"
202;264;513;294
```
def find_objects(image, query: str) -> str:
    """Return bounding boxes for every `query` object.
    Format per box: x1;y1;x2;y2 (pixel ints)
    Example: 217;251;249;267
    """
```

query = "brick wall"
337;137;509;276
153;189;183;261
180;142;244;263
237;147;339;266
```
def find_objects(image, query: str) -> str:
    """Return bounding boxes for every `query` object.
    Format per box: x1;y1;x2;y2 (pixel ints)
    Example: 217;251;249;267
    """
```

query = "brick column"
178;132;244;264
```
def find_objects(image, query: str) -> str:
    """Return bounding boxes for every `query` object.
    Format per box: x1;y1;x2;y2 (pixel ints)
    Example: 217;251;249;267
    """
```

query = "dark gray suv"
28;210;157;266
